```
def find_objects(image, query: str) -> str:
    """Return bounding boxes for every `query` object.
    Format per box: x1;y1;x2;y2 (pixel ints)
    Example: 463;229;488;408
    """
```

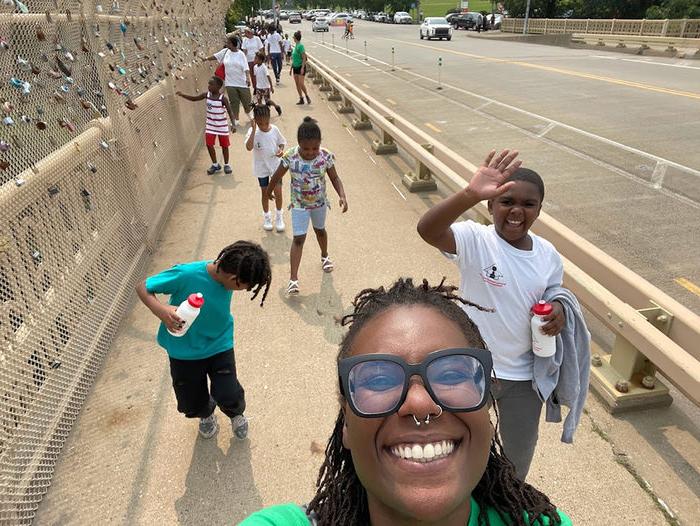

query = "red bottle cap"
531;300;552;316
187;292;204;308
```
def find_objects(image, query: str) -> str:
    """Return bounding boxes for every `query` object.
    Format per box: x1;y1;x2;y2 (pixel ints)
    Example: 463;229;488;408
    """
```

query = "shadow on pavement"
281;273;346;346
175;438;262;526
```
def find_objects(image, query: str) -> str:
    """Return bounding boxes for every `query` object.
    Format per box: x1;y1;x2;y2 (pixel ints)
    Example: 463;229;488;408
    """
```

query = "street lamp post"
523;0;531;34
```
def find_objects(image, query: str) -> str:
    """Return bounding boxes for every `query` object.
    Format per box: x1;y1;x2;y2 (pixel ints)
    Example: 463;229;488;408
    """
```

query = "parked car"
373;12;388;23
445;12;460;24
289;12;302;23
452;13;479;30
329;12;352;26
312;16;329;32
394;11;412;24
420;17;453;40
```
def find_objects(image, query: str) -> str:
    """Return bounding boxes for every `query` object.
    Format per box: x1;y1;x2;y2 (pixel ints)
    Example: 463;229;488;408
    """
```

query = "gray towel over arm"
534;287;591;443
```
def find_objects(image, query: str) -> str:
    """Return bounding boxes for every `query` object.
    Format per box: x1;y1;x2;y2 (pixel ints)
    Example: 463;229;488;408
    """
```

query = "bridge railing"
501;17;700;39
306;54;700;413
0;1;229;522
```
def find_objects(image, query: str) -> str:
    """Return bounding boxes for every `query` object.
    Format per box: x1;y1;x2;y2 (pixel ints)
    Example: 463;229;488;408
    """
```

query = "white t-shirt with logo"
213;48;248;88
267;32;283;54
447;220;563;381
244;125;287;178
242;36;263;62
254;63;271;89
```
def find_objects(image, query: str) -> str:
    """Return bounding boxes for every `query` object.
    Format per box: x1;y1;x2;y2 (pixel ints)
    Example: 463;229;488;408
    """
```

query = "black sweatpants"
168;349;245;419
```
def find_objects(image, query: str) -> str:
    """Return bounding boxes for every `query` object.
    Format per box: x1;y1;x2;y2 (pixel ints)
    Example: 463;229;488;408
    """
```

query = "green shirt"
238;499;573;525
145;261;234;360
292;42;305;68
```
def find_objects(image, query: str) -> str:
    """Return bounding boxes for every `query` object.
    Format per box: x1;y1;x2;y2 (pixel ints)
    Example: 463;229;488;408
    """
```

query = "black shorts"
292;65;305;76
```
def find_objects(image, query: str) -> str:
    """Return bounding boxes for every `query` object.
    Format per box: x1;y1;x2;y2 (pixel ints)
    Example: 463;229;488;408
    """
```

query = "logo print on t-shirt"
481;264;506;287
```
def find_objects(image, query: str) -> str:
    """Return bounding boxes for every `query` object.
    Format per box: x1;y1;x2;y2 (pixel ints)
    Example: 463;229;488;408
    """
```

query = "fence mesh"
0;0;229;522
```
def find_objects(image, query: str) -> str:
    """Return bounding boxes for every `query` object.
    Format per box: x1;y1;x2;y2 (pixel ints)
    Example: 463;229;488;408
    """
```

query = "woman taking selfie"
240;278;571;526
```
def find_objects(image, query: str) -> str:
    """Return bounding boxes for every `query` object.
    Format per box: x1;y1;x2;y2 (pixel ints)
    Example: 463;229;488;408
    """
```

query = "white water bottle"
167;292;204;337
531;300;556;358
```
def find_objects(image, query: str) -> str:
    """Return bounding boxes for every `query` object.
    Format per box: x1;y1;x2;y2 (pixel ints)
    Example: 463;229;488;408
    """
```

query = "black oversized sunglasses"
338;348;492;418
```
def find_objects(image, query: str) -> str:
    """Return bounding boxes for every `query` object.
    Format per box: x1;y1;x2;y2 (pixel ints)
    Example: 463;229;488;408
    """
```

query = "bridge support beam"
371;116;398;154
352;111;372;130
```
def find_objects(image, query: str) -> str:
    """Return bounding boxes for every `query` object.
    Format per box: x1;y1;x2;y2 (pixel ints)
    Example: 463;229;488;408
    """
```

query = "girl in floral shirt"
266;117;348;295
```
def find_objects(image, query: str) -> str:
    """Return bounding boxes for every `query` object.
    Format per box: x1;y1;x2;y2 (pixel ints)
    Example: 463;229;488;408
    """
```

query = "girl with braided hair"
136;241;271;440
240;278;570;525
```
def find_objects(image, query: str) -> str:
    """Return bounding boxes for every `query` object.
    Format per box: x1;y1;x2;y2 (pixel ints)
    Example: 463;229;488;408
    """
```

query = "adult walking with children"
204;35;253;127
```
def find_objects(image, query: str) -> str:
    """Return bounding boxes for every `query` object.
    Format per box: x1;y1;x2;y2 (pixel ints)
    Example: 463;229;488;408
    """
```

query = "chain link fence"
0;0;229;522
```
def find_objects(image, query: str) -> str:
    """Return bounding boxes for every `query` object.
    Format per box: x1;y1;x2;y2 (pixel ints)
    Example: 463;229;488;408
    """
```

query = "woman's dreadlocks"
215;241;271;306
307;277;561;526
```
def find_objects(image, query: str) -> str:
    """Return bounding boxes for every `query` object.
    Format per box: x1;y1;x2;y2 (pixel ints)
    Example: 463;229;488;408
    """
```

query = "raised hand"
467;149;522;201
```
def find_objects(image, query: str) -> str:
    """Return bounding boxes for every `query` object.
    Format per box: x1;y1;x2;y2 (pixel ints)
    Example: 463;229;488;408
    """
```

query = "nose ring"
412;406;443;427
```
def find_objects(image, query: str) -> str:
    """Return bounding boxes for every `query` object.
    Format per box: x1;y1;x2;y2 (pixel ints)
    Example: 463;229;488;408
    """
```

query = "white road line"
345;127;355;138
313;42;700;179
391;182;407;200
592;54;700;70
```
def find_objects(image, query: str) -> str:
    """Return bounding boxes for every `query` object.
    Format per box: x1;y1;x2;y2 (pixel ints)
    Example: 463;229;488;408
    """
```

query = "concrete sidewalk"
35;71;679;525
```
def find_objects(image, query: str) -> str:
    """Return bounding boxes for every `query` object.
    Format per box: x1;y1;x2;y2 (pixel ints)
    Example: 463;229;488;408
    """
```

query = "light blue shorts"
291;206;327;236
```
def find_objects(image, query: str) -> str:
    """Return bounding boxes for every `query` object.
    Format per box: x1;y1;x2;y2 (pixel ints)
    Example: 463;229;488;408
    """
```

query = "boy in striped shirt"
177;76;235;175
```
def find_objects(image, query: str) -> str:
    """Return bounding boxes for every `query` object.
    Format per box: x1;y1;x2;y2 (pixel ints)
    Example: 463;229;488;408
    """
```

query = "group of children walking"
142;36;580;494
146;38;349;440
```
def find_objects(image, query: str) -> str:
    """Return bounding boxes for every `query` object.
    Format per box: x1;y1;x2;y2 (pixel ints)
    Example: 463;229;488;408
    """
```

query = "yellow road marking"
362;83;370;88
380;38;700;100
386;98;397;105
675;278;700;297
425;122;442;133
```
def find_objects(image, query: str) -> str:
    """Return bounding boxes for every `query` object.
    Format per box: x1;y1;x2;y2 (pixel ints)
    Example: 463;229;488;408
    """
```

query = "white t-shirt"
254;64;271;89
267;32;283;54
213;48;248;88
447;221;563;381
283;39;292;52
242;36;263;62
244;125;287;178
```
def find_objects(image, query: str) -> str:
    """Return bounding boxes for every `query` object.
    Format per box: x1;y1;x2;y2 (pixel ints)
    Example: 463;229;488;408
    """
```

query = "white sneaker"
263;213;273;231
275;213;285;232
234;119;240;127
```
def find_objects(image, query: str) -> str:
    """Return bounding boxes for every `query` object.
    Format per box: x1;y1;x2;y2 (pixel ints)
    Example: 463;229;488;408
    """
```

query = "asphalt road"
303;20;700;315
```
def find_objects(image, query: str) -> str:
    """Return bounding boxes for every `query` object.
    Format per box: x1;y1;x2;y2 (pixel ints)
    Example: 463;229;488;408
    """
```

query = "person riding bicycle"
344;19;354;39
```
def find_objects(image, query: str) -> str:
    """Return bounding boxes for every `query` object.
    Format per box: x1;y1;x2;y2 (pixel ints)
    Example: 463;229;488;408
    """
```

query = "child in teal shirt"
136;241;271;439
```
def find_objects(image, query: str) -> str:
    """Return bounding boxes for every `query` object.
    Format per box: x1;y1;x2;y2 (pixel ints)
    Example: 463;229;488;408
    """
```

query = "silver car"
312;16;329;32
420;17;453;40
394;11;413;24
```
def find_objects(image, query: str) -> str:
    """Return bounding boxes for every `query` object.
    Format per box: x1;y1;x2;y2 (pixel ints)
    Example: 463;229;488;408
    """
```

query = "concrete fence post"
352;111;372;130
403;143;437;192
640;19;645;36
611;18;616;34
680;18;687;37
586;18;590;34
327;87;342;101
319;78;332;92
371;116;398;154
662;18;669;36
337;96;355;114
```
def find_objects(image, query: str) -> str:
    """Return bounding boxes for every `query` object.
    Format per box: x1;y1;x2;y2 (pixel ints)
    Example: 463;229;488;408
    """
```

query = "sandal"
287;280;300;295
321;256;334;273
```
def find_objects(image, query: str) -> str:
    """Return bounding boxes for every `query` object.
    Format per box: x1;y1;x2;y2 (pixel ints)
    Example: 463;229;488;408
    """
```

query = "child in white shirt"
245;104;287;232
283;34;292;64
417;149;566;481
253;52;282;116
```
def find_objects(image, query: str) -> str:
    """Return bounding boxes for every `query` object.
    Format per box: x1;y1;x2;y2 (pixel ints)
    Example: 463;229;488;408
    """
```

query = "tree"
646;0;700;18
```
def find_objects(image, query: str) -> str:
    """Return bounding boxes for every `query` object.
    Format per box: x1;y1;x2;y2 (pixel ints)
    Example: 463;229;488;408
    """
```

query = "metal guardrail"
0;1;228;522
306;54;700;412
501;17;700;39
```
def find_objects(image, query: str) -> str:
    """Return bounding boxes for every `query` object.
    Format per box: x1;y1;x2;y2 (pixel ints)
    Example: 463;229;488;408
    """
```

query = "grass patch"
420;0;494;17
